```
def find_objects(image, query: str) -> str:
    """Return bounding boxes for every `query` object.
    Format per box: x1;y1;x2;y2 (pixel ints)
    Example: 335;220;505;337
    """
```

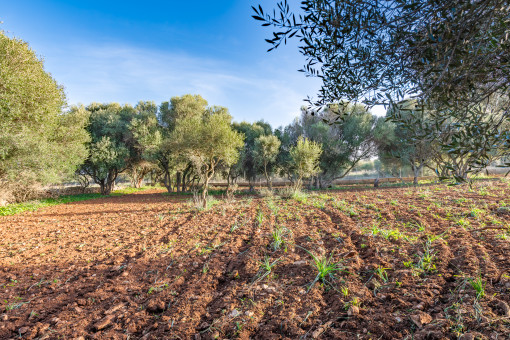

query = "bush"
277;186;296;199
258;187;274;198
190;191;220;210
223;184;238;203
278;186;309;201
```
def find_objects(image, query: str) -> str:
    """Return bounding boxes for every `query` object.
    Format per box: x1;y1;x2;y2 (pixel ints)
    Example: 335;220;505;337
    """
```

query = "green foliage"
270;225;291;251
171;104;244;207
125;101;159;188
253;256;281;284
289;137;322;189
253;1;509;110
253;1;510;182
307;104;382;187
154;95;210;192
0;32;89;201
299;247;345;291
232;121;271;191
0;193;104;216
254;134;281;189
160;94;208;131
468;277;486;300
79;103;136;195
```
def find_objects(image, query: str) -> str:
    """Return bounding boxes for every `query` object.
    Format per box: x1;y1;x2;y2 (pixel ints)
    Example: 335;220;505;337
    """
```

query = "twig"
495;268;510;283
471;226;508;232
479;315;510;326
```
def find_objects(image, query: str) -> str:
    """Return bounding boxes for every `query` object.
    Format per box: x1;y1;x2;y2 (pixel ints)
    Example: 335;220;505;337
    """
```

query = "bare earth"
1;183;509;339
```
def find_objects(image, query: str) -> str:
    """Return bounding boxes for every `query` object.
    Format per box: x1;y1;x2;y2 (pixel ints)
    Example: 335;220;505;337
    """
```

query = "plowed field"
1;182;509;339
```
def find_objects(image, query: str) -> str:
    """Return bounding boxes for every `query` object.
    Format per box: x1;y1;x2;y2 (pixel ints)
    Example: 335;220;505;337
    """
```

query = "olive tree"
80;103;137;195
171;106;244;208
125;101;159;188
0;31;89;202
253;134;281;189
378;102;435;184
308;105;382;188
232;121;270;191
160;95;209;192
289;137;322;191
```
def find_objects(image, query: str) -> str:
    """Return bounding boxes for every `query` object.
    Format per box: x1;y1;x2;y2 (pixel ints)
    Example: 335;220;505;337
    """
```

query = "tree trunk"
413;163;424;185
100;179;115;195
413;167;420;185
294;177;302;192
226;168;232;192
264;163;272;190
181;170;188;192
163;171;172;193
201;171;213;209
99;179;107;195
136;176;143;188
248;177;255;192
201;177;209;209
176;172;182;193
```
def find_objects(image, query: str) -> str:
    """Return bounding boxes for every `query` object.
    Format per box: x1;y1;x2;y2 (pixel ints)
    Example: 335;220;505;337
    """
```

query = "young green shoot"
298;246;345;292
253;256;281;284
469;277;486;299
271;225;292;251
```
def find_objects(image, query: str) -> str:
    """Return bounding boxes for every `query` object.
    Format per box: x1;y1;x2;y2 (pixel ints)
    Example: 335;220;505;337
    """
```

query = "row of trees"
0;28;323;206
74;96;323;204
2;28;508;206
76;94;508;205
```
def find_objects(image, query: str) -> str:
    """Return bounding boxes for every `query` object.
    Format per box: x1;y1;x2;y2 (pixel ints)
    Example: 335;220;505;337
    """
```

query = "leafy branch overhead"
253;0;510;181
253;0;509;108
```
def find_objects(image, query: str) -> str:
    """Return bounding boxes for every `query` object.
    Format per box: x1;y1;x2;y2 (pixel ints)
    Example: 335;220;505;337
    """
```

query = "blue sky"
0;1;383;127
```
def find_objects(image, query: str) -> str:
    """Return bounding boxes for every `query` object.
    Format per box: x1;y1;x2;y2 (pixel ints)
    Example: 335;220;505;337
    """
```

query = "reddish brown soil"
1;183;509;339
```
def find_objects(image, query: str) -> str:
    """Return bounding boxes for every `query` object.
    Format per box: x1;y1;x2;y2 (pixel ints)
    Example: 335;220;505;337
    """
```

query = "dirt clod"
411;312;433;328
347;305;360;316
146;299;166;313
93;315;115;331
491;300;510;316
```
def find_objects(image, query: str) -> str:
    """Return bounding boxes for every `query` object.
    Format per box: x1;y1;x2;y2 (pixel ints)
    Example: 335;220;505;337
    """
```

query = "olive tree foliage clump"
378;101;435;184
171;107;244;208
231;121;271;191
125;101;159;188
79;103;138;195
309;104;383;188
289;137;322;191
0;32;89;203
253;1;510;180
276;105;381;188
160;95;209;192
384;98;510;182
253;134;281;190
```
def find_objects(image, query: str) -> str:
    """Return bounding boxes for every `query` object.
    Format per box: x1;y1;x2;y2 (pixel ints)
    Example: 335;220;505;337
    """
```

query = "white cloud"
43;43;322;128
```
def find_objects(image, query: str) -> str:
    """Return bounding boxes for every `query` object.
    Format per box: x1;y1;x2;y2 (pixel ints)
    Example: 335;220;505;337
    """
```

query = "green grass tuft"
0;193;104;216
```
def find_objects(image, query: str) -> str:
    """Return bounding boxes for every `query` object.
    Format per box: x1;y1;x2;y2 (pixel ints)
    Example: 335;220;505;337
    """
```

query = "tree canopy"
171;105;244;207
290;136;322;190
0;31;89;202
79;103;137;195
253;0;509;109
253;1;510;179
